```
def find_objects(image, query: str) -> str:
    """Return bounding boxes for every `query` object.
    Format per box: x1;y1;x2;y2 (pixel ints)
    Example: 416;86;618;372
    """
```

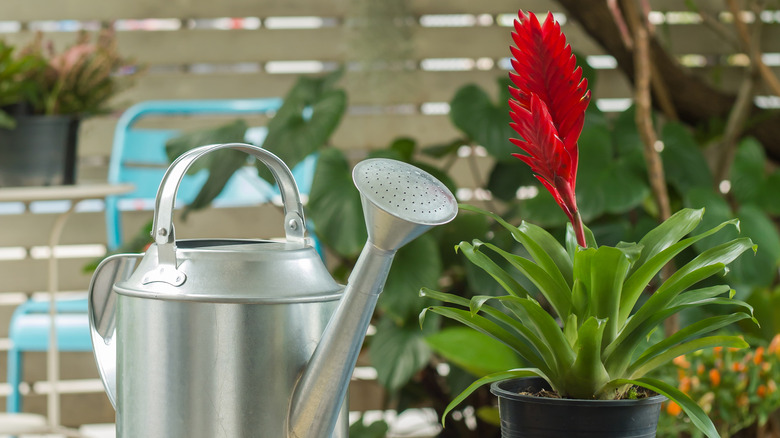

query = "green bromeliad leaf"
441;368;550;426
607;377;720;438
425;327;523;377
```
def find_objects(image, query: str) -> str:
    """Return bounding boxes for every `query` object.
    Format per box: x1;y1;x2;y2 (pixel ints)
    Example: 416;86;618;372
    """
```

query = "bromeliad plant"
420;10;757;438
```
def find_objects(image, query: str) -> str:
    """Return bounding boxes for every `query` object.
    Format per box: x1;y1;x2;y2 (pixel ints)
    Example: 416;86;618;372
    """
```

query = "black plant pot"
0;114;80;187
490;378;666;438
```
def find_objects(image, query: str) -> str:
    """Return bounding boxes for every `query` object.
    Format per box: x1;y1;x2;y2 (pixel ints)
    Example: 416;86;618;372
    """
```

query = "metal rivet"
288;219;299;231
158;227;168;237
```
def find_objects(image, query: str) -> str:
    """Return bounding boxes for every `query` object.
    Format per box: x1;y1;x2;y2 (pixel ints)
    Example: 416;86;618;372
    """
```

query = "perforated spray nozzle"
352;158;458;251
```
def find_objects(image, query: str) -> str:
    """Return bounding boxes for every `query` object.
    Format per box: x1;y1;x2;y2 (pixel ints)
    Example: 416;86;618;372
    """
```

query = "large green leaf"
661;122;713;193
599;162;649;214
379;234;442;322
519;188;569;227
258;70;347;182
610;105;644;156
486;160;537;201
349;417;389;438
575;124;648;219
730;204;780;287
425;327;523;377
730;137;766;205
369;317;433;392
758;171;780;215
743;286;780;340
307;148;366;257
449;79;516;161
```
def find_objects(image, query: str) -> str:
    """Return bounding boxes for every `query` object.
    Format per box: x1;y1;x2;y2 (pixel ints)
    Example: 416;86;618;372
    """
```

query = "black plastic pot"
0;114;80;187
490;378;666;438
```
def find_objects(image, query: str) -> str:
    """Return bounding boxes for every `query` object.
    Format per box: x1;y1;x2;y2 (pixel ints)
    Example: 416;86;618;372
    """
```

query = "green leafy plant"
0;28;142;125
419;10;758;438
0;40;45;128
422;205;756;437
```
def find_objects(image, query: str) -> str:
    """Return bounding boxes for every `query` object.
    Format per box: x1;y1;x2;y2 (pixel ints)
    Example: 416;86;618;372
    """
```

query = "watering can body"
109;242;347;437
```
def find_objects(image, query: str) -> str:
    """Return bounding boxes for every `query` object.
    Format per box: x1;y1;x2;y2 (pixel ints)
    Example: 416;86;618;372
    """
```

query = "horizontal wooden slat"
1;0;557;22
13;23;777;68
8;392;115;427
0;257;96;292
0;0;724;22
0;205;285;247
11;351;100;382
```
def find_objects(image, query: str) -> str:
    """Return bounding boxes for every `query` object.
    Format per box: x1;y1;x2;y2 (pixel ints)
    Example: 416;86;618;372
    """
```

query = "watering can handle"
88;253;142;409
151;143;306;270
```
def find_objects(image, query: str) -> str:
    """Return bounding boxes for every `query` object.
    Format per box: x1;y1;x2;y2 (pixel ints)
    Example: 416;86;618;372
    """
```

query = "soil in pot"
490;377;666;438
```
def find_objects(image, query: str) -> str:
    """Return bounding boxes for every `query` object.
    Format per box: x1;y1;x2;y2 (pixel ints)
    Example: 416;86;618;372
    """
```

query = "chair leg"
6;347;22;413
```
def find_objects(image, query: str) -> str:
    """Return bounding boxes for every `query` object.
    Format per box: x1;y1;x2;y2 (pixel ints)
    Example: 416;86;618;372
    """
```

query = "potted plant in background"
420;11;757;438
0;28;142;186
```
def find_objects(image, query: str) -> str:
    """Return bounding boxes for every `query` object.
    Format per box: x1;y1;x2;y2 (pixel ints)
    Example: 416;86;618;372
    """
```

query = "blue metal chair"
7;98;321;413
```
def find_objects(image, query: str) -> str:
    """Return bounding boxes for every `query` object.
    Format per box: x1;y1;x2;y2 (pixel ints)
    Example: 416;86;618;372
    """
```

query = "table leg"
47;200;81;429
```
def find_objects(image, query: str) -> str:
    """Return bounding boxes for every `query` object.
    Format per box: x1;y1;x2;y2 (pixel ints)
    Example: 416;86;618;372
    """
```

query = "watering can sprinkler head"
288;159;457;438
353;159;458;251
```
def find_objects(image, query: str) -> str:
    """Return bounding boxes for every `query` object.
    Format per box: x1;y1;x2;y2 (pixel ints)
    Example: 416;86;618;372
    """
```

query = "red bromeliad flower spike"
508;10;591;247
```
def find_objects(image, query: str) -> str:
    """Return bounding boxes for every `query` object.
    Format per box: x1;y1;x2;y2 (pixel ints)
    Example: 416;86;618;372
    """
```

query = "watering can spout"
288;159;457;438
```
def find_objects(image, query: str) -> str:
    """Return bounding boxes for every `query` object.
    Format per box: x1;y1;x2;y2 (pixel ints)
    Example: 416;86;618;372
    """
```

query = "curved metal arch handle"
150;143;306;284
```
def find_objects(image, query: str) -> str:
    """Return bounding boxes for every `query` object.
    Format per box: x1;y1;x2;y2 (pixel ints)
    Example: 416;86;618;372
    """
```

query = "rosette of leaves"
420;205;757;438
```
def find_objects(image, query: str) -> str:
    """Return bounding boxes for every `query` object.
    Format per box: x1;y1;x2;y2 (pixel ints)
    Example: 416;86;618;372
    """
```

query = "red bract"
508;10;590;247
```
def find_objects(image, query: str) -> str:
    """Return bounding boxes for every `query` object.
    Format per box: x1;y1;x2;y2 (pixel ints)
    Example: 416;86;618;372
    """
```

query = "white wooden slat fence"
0;0;776;429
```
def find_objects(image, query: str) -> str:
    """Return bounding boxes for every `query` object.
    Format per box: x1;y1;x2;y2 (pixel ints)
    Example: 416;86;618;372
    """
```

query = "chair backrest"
105;98;318;250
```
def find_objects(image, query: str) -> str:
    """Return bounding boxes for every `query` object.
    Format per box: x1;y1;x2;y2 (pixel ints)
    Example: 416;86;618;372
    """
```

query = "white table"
0;184;133;437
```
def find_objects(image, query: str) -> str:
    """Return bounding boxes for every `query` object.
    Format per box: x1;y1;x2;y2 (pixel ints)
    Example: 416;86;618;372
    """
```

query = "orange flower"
732;362;746;372
769;334;780;355
713;346;723;356
666;401;682;416
754;346;765;365
679;377;692;393
673;355;691;369
737;393;749;407
758;384;768;398
696;363;705;375
709;368;721;387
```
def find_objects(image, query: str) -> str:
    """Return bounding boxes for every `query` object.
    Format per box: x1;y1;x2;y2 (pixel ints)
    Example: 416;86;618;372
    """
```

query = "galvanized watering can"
88;143;457;438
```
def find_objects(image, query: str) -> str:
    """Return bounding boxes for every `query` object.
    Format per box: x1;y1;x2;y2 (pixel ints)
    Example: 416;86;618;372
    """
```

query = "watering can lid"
114;238;342;303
